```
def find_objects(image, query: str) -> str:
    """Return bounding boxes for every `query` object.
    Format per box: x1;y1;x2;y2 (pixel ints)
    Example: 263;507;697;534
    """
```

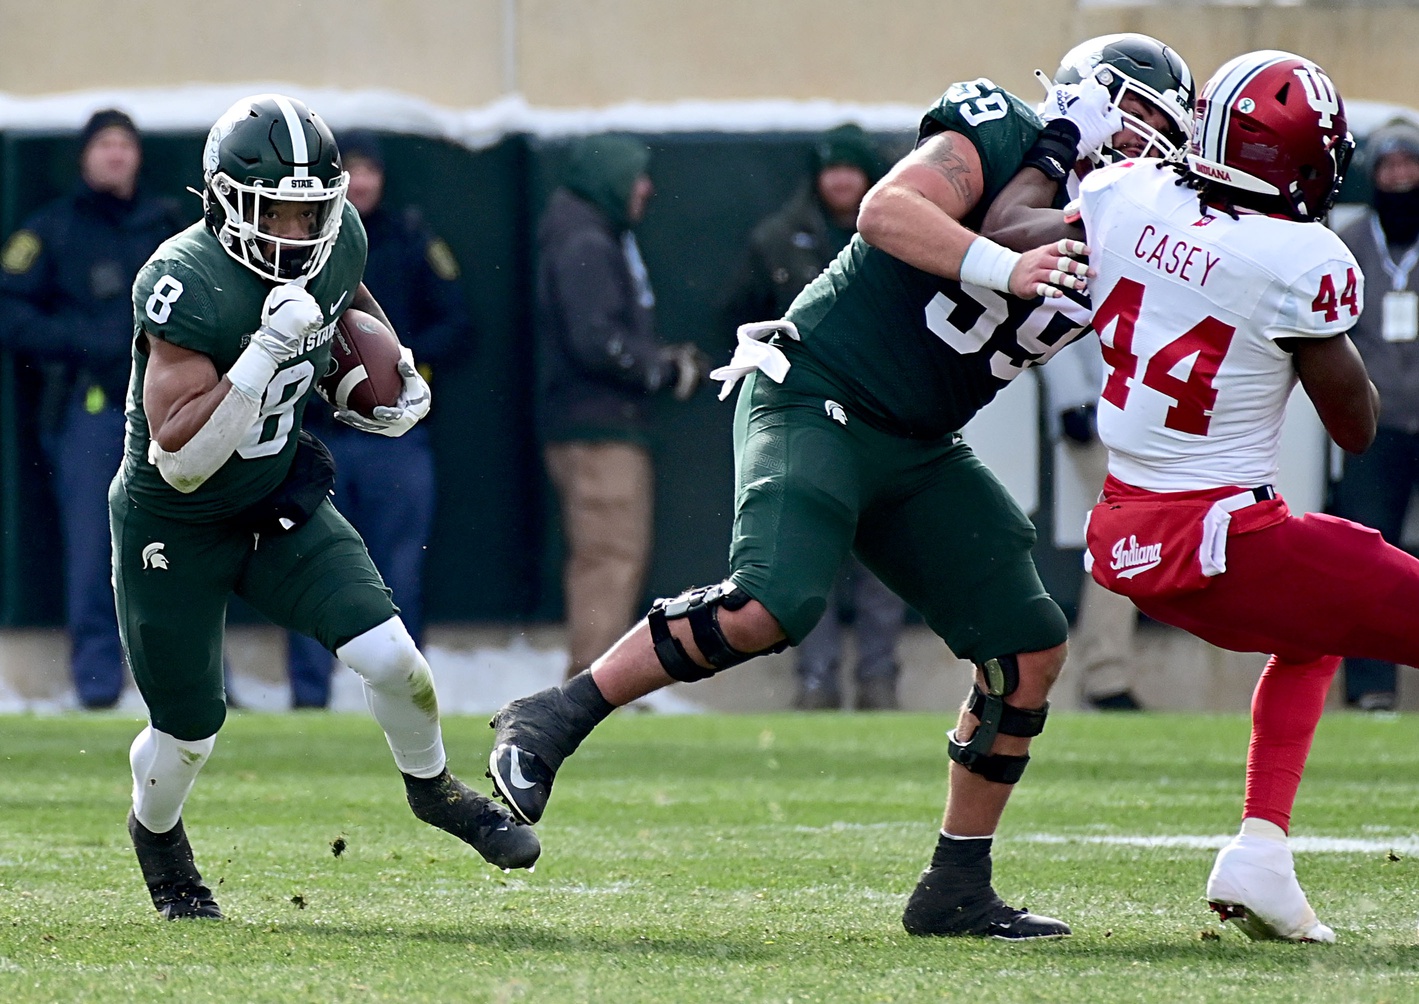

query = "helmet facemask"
200;93;348;282
1099;67;1193;161
205;172;347;282
1052;33;1195;164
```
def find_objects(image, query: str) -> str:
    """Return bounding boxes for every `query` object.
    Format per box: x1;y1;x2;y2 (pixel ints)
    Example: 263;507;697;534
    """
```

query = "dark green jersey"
122;202;367;521
784;78;1089;440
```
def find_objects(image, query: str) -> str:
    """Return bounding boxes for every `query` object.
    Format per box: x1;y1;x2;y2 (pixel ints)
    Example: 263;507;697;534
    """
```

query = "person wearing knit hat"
719;124;907;710
0;107;187;708
813;123;884;185
1329;116;1419;712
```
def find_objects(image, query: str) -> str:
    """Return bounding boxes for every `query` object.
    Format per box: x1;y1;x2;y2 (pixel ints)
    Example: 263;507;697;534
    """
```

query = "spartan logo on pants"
141;542;169;570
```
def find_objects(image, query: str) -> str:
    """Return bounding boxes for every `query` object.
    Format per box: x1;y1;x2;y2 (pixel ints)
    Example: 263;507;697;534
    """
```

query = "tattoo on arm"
922;135;978;205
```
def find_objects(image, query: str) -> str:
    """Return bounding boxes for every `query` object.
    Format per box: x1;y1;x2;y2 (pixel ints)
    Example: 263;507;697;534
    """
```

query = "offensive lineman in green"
114;94;539;920
489;37;1193;939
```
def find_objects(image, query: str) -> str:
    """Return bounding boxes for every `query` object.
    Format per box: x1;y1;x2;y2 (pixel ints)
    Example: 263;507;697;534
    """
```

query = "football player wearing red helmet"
1183;50;1355;222
1073;51;1419;943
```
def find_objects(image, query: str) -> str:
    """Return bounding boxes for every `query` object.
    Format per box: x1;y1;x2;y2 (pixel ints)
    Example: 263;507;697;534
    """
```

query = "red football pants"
1131;511;1419;665
1131;511;1419;832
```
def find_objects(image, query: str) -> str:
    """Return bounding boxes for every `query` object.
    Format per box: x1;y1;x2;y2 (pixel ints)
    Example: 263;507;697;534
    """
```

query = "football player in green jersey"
114;94;538;920
488;38;1192;940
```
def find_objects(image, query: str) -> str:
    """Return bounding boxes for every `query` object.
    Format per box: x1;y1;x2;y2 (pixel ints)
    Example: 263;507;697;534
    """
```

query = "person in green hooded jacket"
535;134;709;681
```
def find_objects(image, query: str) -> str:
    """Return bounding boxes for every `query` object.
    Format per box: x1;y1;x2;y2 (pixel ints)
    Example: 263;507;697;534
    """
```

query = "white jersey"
1077;160;1363;490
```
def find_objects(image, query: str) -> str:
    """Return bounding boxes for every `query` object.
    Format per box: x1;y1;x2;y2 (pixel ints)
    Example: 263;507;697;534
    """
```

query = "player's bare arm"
1285;333;1380;454
142;333;225;452
858;131;1089;299
981;166;1085;251
856;131;985;275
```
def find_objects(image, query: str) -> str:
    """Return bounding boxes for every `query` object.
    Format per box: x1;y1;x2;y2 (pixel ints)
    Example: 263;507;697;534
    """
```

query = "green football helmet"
201;94;348;282
1053;33;1195;161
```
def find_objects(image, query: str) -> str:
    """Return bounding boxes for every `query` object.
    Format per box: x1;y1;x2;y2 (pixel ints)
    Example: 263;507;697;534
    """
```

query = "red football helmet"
1186;50;1354;221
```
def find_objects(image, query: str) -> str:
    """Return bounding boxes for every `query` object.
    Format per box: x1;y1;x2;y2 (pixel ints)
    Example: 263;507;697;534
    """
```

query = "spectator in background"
1039;337;1144;711
0;109;186;709
1331;118;1419;712
286;131;475;709
536;134;708;682
720;124;908;710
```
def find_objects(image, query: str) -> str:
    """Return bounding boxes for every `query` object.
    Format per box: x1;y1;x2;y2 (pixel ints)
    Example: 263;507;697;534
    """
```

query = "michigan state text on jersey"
124;204;364;520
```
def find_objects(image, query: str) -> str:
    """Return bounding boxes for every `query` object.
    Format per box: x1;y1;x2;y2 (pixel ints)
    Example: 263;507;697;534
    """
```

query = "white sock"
336;616;446;778
1240;817;1288;842
129;726;215;834
940;829;994;841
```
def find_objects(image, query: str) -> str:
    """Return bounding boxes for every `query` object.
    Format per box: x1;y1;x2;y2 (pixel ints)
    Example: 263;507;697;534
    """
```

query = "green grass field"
1;710;1417;1003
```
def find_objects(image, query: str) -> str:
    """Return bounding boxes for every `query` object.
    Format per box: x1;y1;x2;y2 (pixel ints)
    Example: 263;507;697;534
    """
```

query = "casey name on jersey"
1132;223;1223;288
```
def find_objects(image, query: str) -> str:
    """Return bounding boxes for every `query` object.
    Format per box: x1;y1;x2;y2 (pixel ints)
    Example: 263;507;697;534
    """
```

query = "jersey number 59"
945;79;1010;126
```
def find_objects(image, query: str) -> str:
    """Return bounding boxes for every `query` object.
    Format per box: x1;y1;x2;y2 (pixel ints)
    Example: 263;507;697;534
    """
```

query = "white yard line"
1021;833;1419;854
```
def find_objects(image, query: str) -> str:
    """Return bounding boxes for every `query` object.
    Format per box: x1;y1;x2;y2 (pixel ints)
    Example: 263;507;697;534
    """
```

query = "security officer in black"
287;131;475;708
0;109;186;708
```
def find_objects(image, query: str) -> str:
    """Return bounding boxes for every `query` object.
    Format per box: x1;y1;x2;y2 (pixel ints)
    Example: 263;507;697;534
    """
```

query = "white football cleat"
1206;832;1335;943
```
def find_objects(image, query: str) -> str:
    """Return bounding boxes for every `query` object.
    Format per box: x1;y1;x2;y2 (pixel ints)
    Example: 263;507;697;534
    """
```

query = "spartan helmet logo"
824;400;848;426
141;542;169;571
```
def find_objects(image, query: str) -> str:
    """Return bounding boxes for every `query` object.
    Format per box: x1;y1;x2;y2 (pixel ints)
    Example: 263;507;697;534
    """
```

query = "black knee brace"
946;654;1050;785
647;581;787;683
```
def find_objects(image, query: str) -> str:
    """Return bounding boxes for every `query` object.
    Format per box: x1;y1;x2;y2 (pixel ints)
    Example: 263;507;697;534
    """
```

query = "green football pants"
110;477;395;740
728;369;1067;662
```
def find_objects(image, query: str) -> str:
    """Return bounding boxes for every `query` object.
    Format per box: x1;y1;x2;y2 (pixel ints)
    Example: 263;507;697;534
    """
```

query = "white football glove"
252;282;324;363
1036;69;1123;159
333;346;432;438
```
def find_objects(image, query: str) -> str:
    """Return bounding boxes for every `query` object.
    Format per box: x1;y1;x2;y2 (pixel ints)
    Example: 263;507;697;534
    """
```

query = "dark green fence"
13;127;1041;627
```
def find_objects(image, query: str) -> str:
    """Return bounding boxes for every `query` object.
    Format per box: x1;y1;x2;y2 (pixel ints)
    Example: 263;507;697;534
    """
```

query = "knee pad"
337;616;426;689
946;654;1050;785
647;581;787;683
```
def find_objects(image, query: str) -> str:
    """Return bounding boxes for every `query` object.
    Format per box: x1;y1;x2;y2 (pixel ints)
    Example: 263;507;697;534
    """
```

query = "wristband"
959;237;1022;294
226;341;279;399
1022;119;1082;183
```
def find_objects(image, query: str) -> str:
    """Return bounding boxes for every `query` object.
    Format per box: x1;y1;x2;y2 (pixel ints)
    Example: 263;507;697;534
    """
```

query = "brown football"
320;307;403;417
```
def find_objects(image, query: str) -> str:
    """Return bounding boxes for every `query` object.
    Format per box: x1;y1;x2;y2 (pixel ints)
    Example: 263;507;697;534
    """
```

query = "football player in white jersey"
1072;51;1419;943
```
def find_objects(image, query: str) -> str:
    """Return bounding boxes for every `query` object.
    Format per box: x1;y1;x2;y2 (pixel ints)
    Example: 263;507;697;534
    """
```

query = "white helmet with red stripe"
1185;50;1354;221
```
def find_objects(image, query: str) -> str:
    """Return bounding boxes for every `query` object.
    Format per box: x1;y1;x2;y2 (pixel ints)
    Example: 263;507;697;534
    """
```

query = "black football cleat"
487;686;601;824
403;770;541;870
127;810;223;921
902;865;1070;940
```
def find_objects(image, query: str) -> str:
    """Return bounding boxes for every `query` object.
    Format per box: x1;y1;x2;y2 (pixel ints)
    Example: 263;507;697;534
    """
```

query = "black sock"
563;670;617;723
929;832;993;871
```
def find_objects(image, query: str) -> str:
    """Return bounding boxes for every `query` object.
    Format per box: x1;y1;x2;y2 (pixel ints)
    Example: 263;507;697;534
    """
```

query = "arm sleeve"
546;230;669;392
